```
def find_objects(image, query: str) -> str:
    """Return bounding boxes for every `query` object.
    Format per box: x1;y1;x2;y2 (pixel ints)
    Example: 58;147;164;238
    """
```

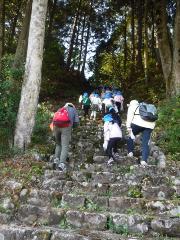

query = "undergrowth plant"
155;97;180;161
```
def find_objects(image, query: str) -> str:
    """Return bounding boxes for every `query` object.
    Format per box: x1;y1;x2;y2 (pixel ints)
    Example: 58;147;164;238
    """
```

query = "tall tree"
66;0;82;70
46;0;58;43
171;0;180;96
78;13;86;70
8;0;22;51
131;0;135;73
155;0;172;97
14;0;48;150
13;0;32;68
137;0;144;72
0;0;4;70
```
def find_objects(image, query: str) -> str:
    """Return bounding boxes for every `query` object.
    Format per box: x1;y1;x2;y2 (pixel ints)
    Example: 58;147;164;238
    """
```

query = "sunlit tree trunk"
13;0;32;68
81;20;90;76
171;0;180;96
14;0;48;150
0;0;4;70
78;13;86;71
155;0;172;97
144;0;148;83
72;14;81;69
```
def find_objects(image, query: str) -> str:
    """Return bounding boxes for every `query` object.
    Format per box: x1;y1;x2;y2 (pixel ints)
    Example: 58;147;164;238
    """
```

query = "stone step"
44;169;179;188
66;195;178;216
42;178;178;201
15;204;180;237
22;187;179;217
0;223;163;240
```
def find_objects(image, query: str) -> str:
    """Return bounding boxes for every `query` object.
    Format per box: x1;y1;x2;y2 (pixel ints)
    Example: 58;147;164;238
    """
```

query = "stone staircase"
0;119;179;240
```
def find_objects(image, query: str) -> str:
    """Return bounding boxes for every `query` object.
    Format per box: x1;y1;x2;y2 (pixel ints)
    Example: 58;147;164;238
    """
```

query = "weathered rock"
151;217;180;237
83;212;107;230
91;172;116;184
93;155;108;163
142;185;175;200
0;213;11;224
5;180;22;192
42;179;65;192
61;194;85;209
66;210;84;228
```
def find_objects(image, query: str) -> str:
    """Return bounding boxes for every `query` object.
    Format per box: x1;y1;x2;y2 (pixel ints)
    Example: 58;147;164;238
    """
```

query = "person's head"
116;91;122;96
104;92;112;99
83;92;88;97
64;102;75;108
108;107;116;113
95;93;99;98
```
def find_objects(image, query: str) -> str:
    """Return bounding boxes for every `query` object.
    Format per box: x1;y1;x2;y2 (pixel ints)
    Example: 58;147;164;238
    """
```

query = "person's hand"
127;127;132;136
103;141;108;151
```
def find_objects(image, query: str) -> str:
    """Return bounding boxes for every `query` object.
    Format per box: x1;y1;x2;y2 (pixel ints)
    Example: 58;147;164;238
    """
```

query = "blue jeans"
127;124;153;162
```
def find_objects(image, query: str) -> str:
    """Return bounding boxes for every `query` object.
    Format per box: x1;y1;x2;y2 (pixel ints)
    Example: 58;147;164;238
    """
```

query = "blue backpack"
136;102;158;122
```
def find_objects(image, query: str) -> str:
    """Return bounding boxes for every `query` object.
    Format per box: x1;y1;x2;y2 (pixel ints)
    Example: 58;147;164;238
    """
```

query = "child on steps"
103;114;122;165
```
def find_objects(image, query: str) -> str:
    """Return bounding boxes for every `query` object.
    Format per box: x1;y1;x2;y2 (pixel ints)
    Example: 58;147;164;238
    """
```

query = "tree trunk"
81;20;90;76
0;0;4;70
13;0;32;69
155;0;172;97
151;1;156;58
144;0;148;83
81;0;93;76
131;0;135;73
46;0;57;43
78;13;86;71
8;0;22;51
66;0;82;70
137;0;144;72
123;7;127;72
72;14;81;69
171;0;180;96
14;0;48;150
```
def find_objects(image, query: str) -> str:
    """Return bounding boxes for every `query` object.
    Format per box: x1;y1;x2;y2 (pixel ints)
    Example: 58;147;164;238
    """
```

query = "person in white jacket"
126;100;156;165
90;93;102;120
103;114;122;165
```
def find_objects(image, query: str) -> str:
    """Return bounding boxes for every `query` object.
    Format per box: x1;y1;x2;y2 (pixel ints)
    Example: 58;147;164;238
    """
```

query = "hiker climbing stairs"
0;117;179;240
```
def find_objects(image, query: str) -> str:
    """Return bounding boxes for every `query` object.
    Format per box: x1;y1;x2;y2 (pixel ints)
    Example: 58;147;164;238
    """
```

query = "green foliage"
31;102;53;145
85;199;103;212
0;55;22;126
128;186;142;198
0;54;23;156
155;97;180;160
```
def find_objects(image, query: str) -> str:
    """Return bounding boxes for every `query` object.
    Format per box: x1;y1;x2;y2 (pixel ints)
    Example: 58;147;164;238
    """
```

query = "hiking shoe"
127;152;133;157
140;161;148;166
107;158;114;166
58;162;66;172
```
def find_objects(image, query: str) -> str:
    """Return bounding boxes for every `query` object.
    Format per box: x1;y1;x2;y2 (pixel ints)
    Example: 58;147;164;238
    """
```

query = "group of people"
51;89;156;171
79;88;124;121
